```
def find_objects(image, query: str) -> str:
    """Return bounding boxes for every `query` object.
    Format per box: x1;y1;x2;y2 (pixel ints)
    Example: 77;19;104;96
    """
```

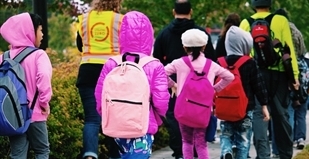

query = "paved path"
151;111;309;159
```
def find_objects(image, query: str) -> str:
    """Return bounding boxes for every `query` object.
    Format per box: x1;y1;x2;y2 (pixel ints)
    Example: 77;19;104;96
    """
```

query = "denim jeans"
220;111;253;159
9;121;50;159
293;98;308;141
78;87;102;159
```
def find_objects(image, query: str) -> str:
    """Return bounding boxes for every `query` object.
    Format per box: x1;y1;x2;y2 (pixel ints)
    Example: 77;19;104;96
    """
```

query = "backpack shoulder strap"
138;56;158;68
110;55;122;65
182;56;194;70
217;57;228;68
264;13;275;25
202;59;212;75
3;51;10;59
13;47;39;63
234;56;251;69
247;17;255;27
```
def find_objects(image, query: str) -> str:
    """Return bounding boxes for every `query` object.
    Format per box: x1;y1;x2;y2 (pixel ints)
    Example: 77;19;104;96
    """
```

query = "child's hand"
171;84;177;98
41;106;50;115
262;105;270;121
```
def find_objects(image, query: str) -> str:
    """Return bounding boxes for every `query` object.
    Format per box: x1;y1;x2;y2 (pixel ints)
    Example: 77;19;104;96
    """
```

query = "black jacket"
153;18;215;67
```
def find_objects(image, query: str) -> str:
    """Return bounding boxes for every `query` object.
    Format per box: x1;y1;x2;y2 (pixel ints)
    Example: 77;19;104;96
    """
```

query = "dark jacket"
215;35;227;58
153;18;215;67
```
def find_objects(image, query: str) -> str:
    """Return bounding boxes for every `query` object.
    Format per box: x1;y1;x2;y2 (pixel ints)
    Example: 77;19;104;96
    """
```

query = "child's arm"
94;59;117;116
164;59;178;88
213;62;235;92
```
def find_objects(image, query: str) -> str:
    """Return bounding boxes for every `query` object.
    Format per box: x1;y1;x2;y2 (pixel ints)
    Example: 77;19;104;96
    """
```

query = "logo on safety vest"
90;22;109;42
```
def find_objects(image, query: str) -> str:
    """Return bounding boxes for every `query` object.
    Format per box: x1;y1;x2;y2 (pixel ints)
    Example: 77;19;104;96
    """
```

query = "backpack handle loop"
122;52;140;63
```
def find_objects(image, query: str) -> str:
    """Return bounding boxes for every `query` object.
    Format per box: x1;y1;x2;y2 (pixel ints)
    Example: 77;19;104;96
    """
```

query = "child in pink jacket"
0;13;52;158
165;29;234;159
94;11;170;158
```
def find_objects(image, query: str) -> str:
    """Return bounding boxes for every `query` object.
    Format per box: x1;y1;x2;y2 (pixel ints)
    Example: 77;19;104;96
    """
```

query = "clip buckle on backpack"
247;14;281;69
215;56;250;122
175;56;213;128
0;47;39;136
101;52;158;138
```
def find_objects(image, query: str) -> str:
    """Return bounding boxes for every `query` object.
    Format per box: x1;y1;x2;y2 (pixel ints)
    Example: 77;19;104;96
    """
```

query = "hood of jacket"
0;13;36;50
168;18;195;34
225;26;253;56
119;11;154;56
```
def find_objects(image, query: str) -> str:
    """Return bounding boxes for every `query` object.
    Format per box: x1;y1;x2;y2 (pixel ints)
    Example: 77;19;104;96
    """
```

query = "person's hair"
29;13;43;35
174;0;191;15
274;8;289;20
185;47;203;61
219;13;240;37
91;0;122;12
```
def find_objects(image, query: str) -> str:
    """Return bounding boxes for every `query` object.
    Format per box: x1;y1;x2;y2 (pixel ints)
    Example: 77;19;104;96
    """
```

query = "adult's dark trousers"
261;69;293;159
166;95;183;158
252;98;270;159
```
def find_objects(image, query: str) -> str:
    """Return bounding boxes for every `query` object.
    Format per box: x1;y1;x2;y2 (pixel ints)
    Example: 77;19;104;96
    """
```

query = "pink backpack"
175;56;214;128
101;53;158;138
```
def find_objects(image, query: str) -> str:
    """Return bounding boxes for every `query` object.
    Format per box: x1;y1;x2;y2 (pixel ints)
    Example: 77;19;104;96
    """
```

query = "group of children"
1;1;303;159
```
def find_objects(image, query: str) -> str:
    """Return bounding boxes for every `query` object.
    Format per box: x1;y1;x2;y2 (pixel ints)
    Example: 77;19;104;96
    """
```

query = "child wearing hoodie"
0;13;53;159
218;26;270;159
94;11;169;159
164;28;235;159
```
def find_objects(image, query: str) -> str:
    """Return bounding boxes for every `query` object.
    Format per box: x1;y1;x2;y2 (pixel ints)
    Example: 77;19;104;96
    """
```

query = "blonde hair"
91;0;122;12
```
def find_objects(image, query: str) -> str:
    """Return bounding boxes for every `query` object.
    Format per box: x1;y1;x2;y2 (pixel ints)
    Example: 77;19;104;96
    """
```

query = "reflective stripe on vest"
79;11;122;64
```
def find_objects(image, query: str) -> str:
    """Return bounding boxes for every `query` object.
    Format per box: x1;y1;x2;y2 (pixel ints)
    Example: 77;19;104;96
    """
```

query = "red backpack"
214;56;250;122
247;14;281;69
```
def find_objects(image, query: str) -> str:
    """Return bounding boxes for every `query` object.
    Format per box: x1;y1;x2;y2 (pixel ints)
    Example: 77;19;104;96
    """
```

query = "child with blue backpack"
164;28;234;159
0;13;52;159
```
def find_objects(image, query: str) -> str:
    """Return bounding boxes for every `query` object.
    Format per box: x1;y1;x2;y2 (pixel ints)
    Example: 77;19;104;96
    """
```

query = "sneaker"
224;153;233;159
297;138;305;150
293;141;298;148
272;154;279;158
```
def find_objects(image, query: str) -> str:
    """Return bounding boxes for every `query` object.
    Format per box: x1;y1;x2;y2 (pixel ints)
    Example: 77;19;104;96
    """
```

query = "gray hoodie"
225;26;253;56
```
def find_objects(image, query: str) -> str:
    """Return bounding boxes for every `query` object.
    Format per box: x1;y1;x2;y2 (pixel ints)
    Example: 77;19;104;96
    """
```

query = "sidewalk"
150;112;309;159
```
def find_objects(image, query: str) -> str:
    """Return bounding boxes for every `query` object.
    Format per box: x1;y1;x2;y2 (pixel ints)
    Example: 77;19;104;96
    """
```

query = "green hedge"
0;49;169;158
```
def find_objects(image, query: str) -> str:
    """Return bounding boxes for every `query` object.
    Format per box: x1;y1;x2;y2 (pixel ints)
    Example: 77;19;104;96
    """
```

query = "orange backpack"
214;56;250;121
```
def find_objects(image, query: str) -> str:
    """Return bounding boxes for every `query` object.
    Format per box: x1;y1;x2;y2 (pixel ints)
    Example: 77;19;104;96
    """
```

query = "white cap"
181;29;208;47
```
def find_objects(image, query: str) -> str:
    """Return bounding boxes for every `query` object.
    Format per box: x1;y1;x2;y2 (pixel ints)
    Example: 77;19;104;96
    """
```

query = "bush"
294;145;309;159
0;48;169;158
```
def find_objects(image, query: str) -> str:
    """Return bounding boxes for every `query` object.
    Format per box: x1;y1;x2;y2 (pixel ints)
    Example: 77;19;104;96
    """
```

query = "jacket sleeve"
282;19;299;79
204;32;216;61
151;62;170;117
164;59;178;76
249;60;268;105
213;62;235;92
153;32;165;64
94;59;117;116
36;51;53;108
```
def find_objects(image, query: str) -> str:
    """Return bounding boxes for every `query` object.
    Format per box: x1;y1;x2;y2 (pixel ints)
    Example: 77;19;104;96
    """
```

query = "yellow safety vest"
78;11;123;64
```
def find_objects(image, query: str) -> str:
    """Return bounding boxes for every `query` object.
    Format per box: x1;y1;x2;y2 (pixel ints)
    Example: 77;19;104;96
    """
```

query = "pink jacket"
165;53;234;95
95;11;170;135
0;13;53;122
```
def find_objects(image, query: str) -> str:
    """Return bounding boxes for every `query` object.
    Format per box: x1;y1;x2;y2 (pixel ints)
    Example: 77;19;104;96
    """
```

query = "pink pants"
179;124;209;159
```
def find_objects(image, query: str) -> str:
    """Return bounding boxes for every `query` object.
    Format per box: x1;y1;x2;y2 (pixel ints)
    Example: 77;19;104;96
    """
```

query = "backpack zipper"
186;99;209;107
109;99;143;105
0;86;22;127
216;96;239;99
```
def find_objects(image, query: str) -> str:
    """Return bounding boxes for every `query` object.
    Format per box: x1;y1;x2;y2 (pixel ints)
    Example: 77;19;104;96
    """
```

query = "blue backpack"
0;47;39;136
